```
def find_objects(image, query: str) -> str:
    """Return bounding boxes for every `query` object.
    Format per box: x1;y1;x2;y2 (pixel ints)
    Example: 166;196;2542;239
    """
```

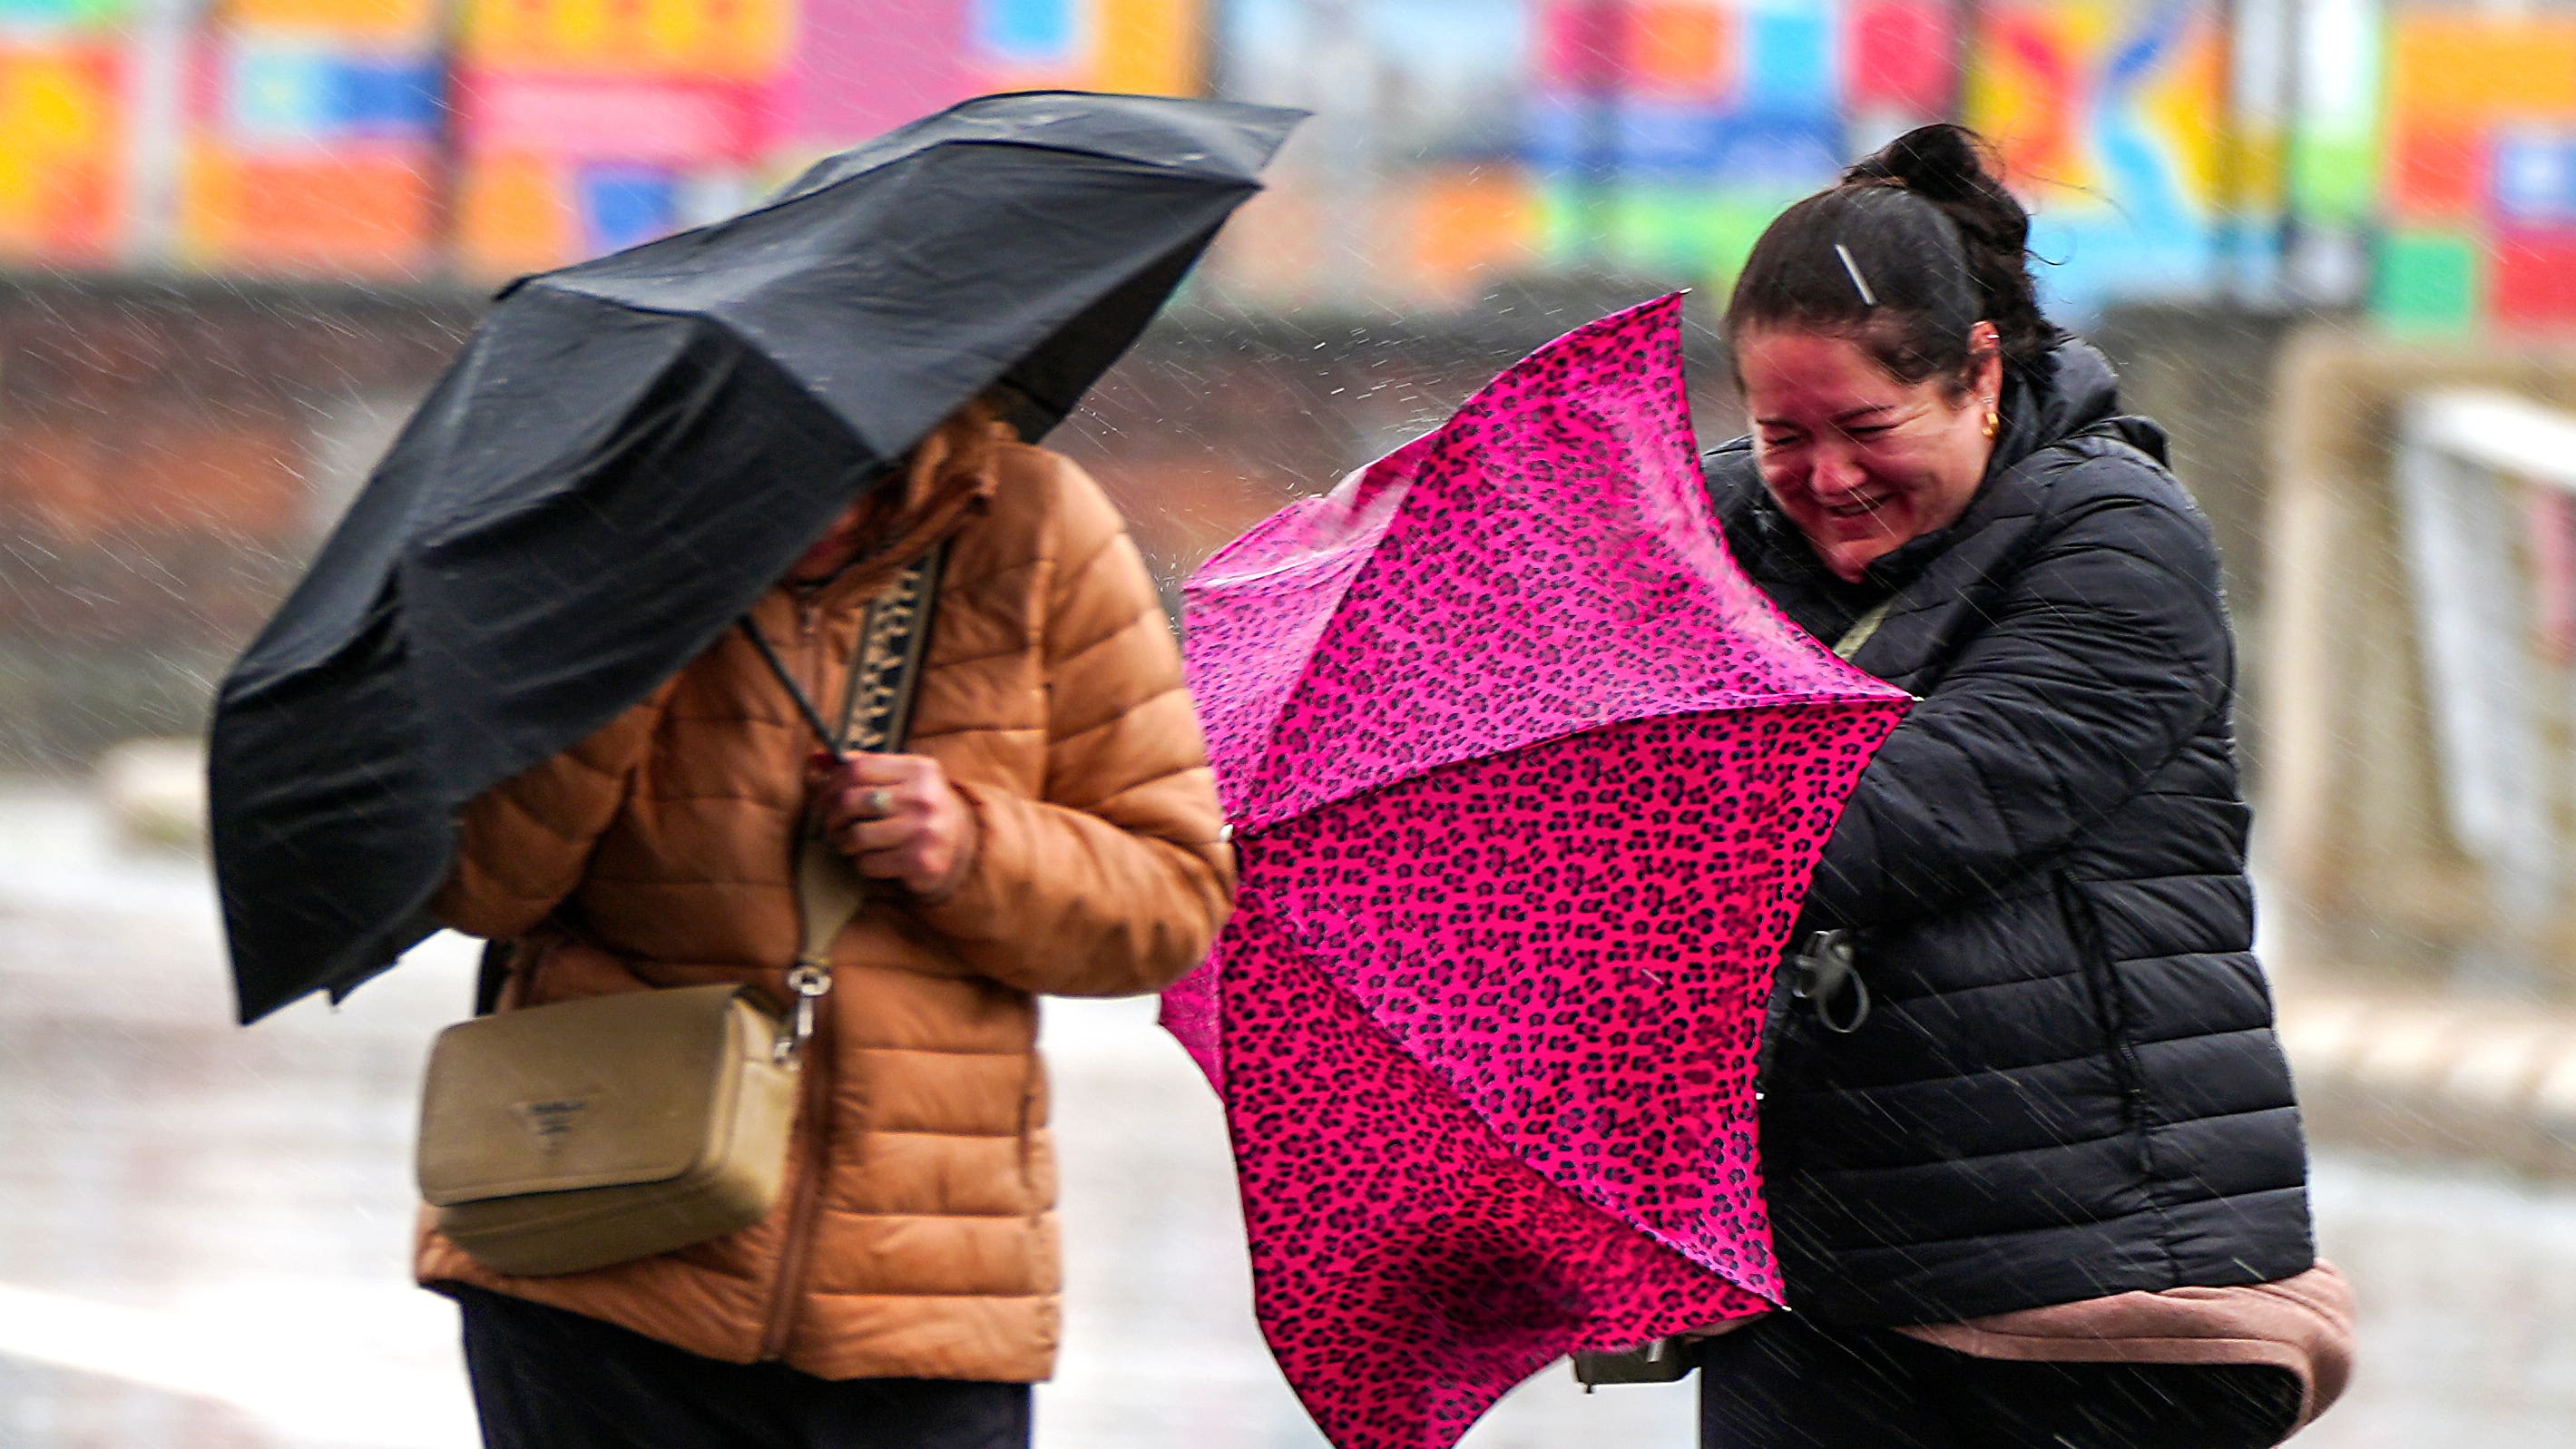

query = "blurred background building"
0;0;2567;320
12;0;2576;927
6;0;2576;1026
18;0;2576;970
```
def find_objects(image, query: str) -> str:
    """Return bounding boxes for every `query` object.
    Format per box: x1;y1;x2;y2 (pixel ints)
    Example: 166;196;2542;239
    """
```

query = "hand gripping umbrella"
212;92;1301;1023
1162;296;1910;1449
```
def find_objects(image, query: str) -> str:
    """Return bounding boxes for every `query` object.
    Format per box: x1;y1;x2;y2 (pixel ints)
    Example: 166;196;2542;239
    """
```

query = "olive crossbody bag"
414;545;946;1277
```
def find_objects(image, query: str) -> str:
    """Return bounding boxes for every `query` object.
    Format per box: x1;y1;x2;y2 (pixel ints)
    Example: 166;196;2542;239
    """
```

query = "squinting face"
1737;324;2001;583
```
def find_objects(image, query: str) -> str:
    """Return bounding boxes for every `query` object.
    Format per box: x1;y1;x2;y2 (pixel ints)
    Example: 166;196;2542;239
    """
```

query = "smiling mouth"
1821;494;1892;520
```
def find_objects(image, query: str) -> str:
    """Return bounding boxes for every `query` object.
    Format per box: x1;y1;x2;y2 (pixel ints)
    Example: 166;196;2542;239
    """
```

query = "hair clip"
1835;244;1878;308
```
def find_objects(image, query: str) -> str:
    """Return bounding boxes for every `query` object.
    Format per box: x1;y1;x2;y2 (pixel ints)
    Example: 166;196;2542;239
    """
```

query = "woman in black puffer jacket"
1690;126;2353;1449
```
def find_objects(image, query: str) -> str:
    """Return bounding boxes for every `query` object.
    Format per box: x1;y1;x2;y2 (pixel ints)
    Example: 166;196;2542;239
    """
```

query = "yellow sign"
1092;0;1200;96
0;46;121;258
462;0;793;83
2387;16;2576;128
220;0;441;44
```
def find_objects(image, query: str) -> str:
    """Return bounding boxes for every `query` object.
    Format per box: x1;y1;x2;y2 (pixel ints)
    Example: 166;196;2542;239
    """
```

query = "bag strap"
1832;594;1896;661
739;542;949;1059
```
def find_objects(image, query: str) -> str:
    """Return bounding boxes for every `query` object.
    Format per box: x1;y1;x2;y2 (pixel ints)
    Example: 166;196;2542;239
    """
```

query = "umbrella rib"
577;298;909;465
1239;691;1907;834
896;136;1271;180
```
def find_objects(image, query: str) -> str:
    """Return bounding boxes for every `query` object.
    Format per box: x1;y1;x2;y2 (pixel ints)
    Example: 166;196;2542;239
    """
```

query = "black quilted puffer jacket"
1706;337;2315;1325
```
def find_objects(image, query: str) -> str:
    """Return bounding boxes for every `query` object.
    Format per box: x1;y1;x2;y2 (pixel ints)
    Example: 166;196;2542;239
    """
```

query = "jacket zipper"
2057;875;2155;1159
758;596;836;1362
755;531;952;1358
758;1004;836;1360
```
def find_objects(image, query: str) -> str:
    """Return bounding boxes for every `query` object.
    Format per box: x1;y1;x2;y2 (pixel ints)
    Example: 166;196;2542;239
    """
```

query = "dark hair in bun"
1725;124;2052;393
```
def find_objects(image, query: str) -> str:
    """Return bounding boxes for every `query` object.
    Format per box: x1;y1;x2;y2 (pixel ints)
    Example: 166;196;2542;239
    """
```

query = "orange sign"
180;143;441;277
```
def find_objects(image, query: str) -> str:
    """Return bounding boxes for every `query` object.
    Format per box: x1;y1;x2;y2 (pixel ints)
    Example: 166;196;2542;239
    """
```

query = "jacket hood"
1993;335;2167;474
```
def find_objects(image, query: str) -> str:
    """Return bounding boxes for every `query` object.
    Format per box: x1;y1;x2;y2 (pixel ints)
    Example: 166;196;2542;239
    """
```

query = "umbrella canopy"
1162;296;1910;1449
213;91;1301;1024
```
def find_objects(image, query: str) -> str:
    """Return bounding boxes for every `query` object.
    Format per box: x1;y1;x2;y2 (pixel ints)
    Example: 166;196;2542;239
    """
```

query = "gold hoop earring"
1982;406;1999;440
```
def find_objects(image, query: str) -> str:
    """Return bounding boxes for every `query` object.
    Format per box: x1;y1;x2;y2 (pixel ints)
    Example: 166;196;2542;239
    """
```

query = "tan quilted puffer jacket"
415;414;1235;1383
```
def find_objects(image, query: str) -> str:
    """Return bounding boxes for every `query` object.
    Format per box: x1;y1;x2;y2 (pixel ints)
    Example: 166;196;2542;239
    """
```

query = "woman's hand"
805;752;978;896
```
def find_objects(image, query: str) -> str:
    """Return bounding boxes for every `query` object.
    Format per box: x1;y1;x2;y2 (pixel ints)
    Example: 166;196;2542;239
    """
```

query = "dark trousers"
1696;1312;2303;1449
454;1287;1033;1449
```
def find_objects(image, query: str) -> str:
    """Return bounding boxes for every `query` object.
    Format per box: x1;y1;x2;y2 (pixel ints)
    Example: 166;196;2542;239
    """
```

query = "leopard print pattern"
1166;295;1906;1449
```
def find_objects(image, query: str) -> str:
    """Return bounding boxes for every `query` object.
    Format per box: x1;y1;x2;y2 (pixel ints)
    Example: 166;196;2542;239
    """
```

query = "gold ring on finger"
860;788;896;818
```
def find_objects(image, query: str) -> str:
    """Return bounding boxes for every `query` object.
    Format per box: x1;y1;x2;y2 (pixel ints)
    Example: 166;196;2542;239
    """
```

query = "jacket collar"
1986;333;2150;475
786;416;1007;616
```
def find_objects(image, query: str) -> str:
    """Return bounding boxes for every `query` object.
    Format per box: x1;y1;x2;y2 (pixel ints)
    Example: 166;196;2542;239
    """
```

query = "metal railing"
2393;390;2576;955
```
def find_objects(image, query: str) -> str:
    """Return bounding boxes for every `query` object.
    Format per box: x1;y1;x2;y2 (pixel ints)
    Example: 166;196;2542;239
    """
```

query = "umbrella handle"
1788;928;1873;1034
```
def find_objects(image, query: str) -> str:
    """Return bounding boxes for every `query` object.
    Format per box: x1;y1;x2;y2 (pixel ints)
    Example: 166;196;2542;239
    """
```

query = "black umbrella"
211;91;1303;1024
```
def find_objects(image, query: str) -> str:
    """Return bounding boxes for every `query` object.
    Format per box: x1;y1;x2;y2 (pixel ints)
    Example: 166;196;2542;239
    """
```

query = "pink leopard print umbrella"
1161;294;1908;1449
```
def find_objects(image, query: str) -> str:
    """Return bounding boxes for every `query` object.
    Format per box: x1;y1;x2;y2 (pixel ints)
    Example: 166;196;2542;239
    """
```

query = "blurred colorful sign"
2288;0;2379;226
973;0;1200;94
459;0;793;81
457;72;772;163
2378;14;2576;333
1537;0;1731;101
455;0;1205;278
220;0;440;43
1219;0;1985;308
0;43;123;263
1966;0;2227;314
1528;0;1846;178
17;0;2576;338
2498;134;2576;230
0;0;131;21
181;147;443;273
453;0;793;276
221;43;442;150
1847;0;1952;114
0;0;1217;279
979;0;1081;63
786;0;1200;151
179;0;447;276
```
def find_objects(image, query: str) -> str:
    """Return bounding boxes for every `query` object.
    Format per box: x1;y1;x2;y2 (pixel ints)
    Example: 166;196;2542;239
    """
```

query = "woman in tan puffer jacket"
419;399;1235;1449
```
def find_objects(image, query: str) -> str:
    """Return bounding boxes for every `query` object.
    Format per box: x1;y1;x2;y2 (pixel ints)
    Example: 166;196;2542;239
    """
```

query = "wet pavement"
0;776;2567;1446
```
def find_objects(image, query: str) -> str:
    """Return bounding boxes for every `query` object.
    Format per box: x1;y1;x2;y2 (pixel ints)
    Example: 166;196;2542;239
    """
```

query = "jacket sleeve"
430;686;668;940
912;458;1237;997
1800;488;2234;929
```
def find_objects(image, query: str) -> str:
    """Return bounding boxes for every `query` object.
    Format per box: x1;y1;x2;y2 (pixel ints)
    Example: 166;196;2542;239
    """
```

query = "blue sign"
228;44;441;149
1737;2;1839;121
2495;132;2576;229
975;0;1078;64
1526;93;1844;188
578;164;680;257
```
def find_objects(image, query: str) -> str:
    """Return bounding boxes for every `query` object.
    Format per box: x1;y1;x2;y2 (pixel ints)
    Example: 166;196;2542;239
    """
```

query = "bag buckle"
777;959;834;1063
1571;1337;1695;1390
1788;929;1871;1034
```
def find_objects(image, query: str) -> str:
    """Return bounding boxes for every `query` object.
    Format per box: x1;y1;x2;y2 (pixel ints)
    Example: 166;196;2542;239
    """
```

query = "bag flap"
417;984;776;1206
